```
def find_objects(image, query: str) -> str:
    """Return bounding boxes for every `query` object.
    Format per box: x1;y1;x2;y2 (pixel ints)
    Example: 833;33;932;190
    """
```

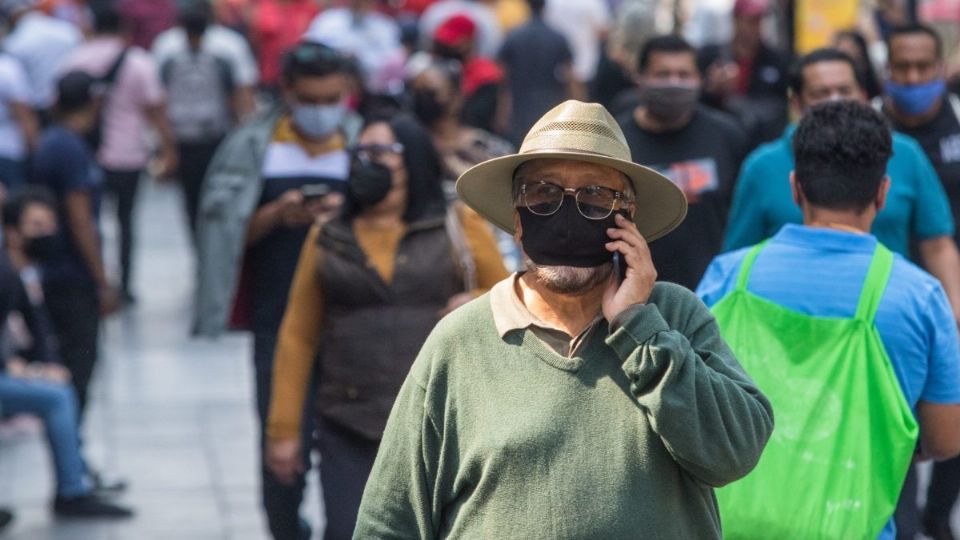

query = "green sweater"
354;282;774;539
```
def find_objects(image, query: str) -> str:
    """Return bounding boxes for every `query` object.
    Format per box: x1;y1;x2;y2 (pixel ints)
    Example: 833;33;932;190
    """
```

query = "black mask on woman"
518;202;621;268
348;157;394;208
412;90;448;125
23;233;60;262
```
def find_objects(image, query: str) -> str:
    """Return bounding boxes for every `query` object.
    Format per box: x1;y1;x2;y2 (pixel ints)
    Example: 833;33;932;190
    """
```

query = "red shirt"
252;0;321;87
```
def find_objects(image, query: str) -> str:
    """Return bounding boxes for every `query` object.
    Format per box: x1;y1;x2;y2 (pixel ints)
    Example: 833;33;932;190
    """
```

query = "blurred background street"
0;179;324;540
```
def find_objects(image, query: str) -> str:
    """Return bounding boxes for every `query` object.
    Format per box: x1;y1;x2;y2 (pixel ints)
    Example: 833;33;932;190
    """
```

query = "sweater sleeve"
266;225;325;442
353;364;440;539
606;291;774;487
459;205;508;293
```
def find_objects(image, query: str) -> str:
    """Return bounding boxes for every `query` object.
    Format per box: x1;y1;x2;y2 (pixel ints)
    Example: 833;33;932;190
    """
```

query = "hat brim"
456;150;688;241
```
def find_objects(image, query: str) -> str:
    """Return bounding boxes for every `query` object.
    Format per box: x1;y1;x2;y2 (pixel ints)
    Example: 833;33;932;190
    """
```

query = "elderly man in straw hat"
353;101;773;539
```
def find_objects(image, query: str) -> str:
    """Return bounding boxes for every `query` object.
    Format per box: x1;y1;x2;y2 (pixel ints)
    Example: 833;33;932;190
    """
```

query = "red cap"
733;0;769;17
434;14;477;47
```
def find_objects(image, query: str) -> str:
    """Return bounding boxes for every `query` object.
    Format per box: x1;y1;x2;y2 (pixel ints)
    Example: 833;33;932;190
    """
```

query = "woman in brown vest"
263;114;507;539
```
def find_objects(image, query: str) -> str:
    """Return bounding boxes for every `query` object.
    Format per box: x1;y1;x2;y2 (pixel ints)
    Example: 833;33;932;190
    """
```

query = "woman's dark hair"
90;0;122;34
2;185;57;228
792;101;892;212
835;30;882;99
342;114;446;223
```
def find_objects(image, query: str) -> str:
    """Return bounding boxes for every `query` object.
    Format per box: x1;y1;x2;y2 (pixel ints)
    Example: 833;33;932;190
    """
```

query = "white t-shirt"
152;24;259;87
544;0;611;82
3;12;83;108
303;8;404;94
0;54;32;160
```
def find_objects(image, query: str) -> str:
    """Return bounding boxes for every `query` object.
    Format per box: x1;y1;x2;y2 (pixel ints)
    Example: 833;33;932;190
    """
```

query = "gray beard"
524;256;613;296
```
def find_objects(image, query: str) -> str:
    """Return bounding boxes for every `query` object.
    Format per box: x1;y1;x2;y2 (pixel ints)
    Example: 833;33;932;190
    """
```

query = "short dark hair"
637;34;696;73
792;101;892;212
887;23;943;61
90;1;121;34
788;47;865;96
2;186;57;229
281;42;350;86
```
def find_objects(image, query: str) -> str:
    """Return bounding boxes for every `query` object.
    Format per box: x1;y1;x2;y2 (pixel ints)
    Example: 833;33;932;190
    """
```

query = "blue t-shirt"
698;224;960;540
30;125;103;285
723;126;954;257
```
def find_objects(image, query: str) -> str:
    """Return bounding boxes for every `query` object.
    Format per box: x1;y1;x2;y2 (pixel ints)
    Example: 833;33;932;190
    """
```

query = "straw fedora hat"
456;100;687;241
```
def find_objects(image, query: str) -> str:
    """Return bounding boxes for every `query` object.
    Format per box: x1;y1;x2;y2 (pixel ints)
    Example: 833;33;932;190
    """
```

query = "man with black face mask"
354;99;773;537
616;35;749;290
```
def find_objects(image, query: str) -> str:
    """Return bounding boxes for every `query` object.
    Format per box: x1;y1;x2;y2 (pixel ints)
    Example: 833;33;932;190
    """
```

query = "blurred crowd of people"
0;0;959;537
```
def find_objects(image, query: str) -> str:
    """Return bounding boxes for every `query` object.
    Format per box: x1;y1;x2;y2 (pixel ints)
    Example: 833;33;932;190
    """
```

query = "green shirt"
354;280;774;539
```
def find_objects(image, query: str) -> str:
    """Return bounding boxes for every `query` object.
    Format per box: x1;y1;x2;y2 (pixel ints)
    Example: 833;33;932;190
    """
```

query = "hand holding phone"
603;213;657;323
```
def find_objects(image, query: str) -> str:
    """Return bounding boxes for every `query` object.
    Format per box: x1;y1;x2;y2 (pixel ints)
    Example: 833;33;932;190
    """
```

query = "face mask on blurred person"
412;90;448;125
23;234;59;262
641;83;700;125
348;157;394;208
291;102;346;138
885;79;946;116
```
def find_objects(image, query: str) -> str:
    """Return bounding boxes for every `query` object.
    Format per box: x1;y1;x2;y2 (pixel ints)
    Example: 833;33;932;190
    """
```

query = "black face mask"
348;157;394;208
412;90;447;125
434;44;466;63
518;202;621;268
23;234;60;262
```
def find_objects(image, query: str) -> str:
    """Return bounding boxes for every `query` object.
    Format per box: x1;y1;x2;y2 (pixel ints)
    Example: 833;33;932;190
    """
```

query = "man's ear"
789;171;803;207
876;176;891;212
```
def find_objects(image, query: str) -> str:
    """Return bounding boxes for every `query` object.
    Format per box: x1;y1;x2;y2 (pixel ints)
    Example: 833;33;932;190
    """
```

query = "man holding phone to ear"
353;100;773;538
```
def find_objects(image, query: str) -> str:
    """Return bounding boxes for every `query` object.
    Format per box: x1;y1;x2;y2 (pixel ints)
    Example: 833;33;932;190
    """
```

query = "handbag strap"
445;203;478;292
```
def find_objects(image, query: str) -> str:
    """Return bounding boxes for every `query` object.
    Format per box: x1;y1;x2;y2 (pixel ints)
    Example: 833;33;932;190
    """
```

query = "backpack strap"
101;47;130;88
735;241;768;292
854;243;894;323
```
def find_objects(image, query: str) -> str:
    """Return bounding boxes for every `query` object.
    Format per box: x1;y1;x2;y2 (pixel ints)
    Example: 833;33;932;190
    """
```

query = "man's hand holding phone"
301;184;344;225
603;212;657;323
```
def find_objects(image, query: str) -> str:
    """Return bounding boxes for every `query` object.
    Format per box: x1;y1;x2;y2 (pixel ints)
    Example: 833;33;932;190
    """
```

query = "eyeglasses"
516;181;631;220
351;143;404;164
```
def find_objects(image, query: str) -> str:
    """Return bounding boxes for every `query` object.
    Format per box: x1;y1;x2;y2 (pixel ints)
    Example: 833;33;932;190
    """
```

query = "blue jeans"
0;375;88;497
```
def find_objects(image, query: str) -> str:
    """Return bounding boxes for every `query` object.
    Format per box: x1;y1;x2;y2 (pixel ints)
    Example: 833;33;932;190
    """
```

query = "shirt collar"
490;273;545;338
773;223;879;253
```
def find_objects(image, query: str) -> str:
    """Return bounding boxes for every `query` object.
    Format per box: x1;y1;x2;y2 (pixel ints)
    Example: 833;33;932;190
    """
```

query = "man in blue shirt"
723;48;960;322
698;101;960;540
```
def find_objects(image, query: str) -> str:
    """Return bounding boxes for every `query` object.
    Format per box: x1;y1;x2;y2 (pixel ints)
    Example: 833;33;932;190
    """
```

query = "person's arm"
919;236;960;323
603;213;773;486
64;190;118;314
607;297;774;486
915;281;960;460
722;156;766;251
233;85;257;122
144;103;179;177
917;402;960;460
265;225;325;483
9;102;38;151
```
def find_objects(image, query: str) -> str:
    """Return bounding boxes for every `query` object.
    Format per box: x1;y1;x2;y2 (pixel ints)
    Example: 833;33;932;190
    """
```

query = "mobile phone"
613;252;627;284
611;209;630;284
301;183;332;201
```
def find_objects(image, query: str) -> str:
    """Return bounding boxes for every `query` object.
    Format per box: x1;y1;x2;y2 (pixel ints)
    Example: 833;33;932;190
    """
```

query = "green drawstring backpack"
711;242;918;539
